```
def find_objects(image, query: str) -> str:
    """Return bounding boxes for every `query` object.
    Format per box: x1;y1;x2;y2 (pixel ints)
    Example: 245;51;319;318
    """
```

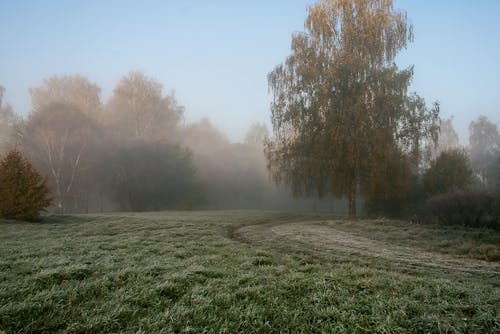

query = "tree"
245;122;269;148
0;150;51;221
423;149;473;195
0;86;21;155
178;120;274;209
437;118;460;153
180;118;229;152
424;117;461;167
26;76;103;212
468;115;500;188
399;93;440;172
29;75;102;120
24;103;99;212
494;156;500;187
106;71;184;141
103;141;201;211
266;0;439;218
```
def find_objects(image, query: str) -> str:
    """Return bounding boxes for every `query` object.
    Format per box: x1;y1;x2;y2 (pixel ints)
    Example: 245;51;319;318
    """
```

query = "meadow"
0;211;499;333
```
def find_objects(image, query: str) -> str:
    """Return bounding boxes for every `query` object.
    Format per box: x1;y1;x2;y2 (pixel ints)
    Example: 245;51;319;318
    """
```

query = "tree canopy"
106;71;184;141
469;115;500;188
423;149;473;195
266;0;439;217
29;75;102;120
103;142;200;211
0;87;20;155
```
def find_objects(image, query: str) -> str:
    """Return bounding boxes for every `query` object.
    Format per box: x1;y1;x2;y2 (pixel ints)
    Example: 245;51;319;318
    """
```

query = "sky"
0;0;499;143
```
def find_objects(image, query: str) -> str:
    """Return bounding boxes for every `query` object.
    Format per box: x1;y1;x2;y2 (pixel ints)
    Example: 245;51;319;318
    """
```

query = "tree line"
265;0;500;223
0;72;302;213
1;0;499;224
1;71;498;219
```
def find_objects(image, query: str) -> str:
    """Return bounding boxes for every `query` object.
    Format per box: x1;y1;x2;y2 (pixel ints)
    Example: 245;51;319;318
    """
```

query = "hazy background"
1;0;499;143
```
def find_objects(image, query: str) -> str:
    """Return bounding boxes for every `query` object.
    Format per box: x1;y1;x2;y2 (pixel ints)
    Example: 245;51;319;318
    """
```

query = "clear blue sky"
1;0;499;142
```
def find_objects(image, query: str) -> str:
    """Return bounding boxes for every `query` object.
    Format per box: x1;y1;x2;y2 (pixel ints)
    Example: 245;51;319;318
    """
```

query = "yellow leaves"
304;0;412;67
266;0;426;214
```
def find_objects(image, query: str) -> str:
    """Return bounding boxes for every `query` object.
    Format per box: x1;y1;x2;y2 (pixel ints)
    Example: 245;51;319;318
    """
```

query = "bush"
365;174;427;219
0;150;51;221
424;189;499;229
423;149;473;195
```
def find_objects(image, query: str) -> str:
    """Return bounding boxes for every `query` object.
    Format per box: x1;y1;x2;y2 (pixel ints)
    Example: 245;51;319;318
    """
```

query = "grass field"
0;211;499;333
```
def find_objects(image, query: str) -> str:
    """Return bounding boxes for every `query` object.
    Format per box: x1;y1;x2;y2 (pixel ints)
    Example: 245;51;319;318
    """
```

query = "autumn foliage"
265;0;439;218
0;150;51;221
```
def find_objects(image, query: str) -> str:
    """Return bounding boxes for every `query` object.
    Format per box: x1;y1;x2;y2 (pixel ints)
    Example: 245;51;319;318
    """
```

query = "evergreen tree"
0;150;51;221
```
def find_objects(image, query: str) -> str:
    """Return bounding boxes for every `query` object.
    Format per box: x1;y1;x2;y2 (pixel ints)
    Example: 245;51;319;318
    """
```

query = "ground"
0;211;499;333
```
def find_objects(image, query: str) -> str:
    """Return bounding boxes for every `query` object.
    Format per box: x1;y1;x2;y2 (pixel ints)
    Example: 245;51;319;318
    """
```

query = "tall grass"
0;211;499;333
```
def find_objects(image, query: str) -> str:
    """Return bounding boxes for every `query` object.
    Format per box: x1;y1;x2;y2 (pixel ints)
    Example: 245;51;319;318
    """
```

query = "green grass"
0;211;499;333
320;219;500;262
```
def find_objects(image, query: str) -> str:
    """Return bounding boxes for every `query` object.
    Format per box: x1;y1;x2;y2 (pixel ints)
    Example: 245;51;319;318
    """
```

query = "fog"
0;73;352;214
1;69;499;214
0;2;499;214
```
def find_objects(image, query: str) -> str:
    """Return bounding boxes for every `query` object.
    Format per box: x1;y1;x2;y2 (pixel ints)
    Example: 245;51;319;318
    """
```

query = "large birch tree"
266;0;439;218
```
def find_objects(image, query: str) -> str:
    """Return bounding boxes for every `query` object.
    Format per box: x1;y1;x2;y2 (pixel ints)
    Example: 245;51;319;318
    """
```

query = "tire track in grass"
233;221;500;277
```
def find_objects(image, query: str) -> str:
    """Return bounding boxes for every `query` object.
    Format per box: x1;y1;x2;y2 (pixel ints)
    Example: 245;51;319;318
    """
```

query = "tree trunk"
85;191;89;214
348;189;357;219
56;198;64;214
99;191;103;213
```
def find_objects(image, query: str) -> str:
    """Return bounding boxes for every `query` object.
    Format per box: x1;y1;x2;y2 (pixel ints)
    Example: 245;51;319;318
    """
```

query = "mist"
1;68;499;216
0;73;352;214
1;1;499;215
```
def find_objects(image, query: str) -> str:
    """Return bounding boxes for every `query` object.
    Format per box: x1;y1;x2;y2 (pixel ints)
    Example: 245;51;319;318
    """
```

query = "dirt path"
234;221;500;277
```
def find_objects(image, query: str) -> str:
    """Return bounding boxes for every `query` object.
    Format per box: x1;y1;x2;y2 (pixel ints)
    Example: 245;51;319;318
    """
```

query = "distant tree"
178;119;275;209
27;76;102;211
425;117;460;165
0;86;21;155
399;93;440;172
423;149;473;195
437;118;460;153
494;156;500;187
468;115;500;188
104;141;201;211
24;103;99;212
180;118;228;152
29;75;102;120
0;150;51;221
265;0;439;218
245;122;269;148
106;71;183;141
